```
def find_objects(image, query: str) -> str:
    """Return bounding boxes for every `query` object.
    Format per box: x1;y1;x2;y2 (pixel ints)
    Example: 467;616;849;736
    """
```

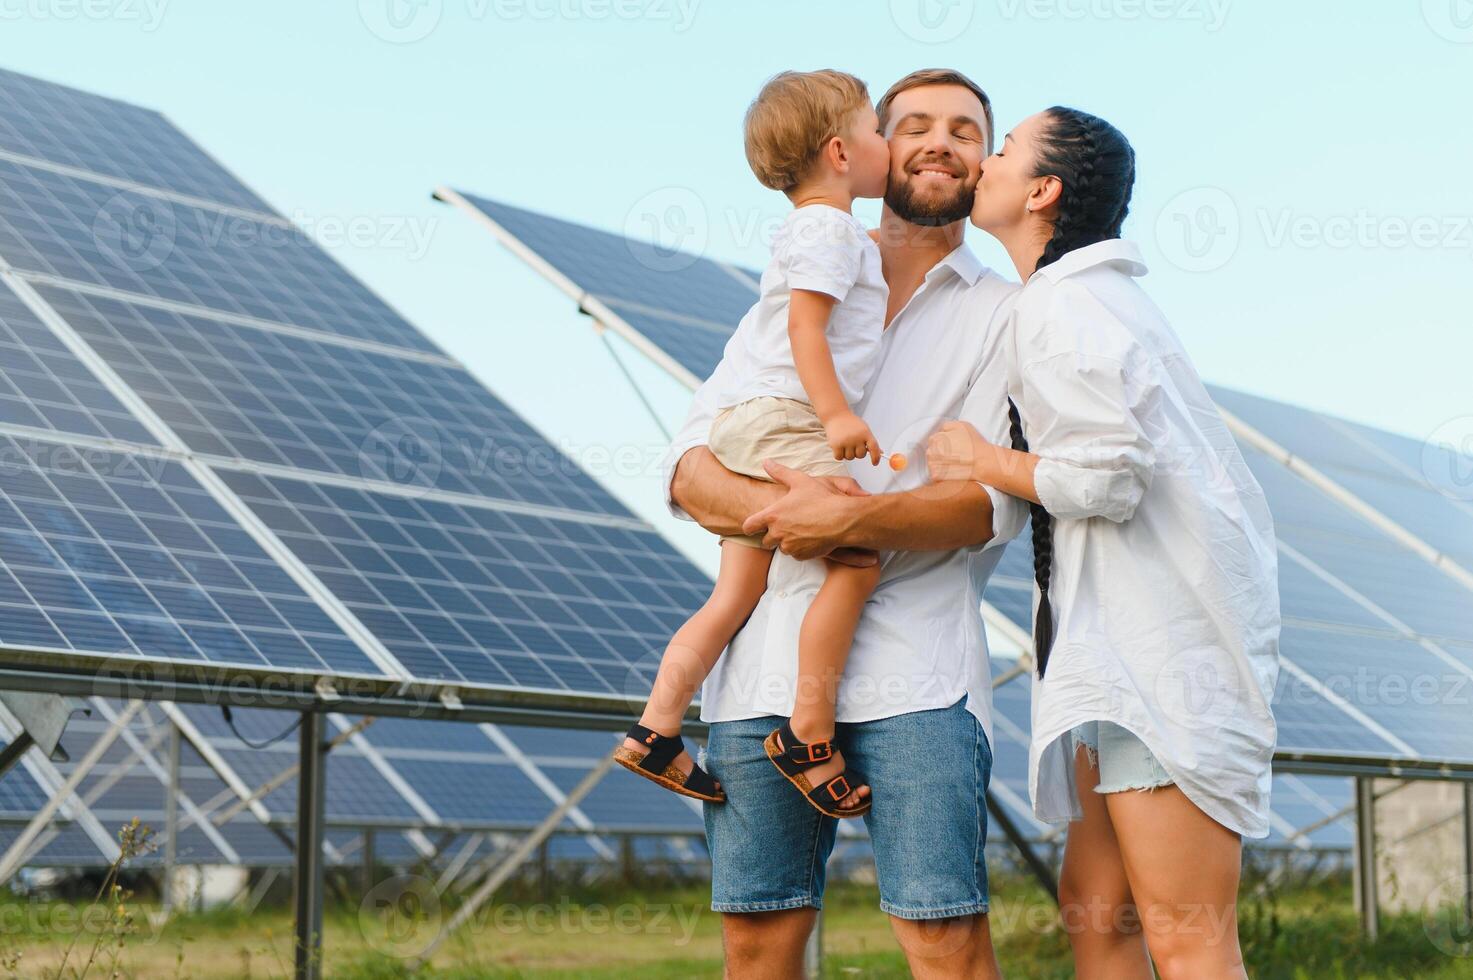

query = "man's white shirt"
661;243;1027;747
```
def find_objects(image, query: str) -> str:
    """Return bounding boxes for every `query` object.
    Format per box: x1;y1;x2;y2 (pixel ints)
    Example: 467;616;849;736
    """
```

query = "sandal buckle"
825;775;851;801
798;741;832;764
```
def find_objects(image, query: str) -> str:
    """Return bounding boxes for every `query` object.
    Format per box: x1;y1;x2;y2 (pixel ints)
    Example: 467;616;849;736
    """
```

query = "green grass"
2;874;1470;978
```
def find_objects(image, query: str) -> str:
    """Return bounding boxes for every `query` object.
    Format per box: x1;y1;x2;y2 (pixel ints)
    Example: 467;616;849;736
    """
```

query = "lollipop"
880;452;908;472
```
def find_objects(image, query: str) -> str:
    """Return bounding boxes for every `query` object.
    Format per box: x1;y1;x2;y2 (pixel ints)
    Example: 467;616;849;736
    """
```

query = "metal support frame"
410;750;618;969
1464;783;1473;935
987;789;1059;903
1354;776;1379;940
162;720;181;911
0;700;141;885
292;712;329;980
0;732;35;780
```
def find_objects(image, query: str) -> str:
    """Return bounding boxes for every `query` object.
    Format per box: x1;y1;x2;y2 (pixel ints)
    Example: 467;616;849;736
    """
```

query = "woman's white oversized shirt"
1011;240;1281;838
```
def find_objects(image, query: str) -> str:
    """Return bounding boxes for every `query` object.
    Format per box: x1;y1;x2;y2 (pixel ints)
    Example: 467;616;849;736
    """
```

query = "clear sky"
0;1;1469;574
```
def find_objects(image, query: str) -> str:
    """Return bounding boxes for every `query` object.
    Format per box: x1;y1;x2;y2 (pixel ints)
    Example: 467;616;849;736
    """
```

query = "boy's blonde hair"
743;70;870;193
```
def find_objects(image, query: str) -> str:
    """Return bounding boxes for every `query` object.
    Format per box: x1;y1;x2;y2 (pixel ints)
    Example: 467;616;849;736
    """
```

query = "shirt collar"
930;241;985;286
1031;238;1147;284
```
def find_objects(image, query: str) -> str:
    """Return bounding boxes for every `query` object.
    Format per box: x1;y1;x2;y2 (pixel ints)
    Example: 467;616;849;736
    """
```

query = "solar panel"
0;280;156;444
216;469;708;693
445;196;1473;786
0;161;437;355
0;433;381;674
0;68;271;213
0;69;711;716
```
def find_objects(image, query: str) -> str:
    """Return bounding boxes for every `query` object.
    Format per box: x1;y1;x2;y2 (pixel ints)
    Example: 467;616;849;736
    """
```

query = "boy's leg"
787;559;883;807
624;541;771;777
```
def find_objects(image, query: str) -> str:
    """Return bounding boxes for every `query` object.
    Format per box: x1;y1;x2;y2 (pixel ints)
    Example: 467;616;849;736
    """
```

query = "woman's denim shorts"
1070;720;1174;794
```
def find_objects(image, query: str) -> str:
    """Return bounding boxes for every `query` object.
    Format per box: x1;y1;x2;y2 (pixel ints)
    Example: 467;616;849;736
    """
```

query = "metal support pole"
162;721;180;911
0;732;34;780
293;712;328;980
803;908;823;978
986;789;1059;904
361;829;376;895
1463;782;1473;935
1354;776;1379;940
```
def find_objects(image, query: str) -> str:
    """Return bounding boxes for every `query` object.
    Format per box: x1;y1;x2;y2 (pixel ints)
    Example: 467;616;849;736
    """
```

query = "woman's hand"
925;421;993;482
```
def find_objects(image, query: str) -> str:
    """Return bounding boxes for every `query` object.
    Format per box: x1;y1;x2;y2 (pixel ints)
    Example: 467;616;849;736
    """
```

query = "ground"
1;874;1471;978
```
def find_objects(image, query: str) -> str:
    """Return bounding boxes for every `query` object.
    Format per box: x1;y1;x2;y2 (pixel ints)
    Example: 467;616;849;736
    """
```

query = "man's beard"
885;174;975;227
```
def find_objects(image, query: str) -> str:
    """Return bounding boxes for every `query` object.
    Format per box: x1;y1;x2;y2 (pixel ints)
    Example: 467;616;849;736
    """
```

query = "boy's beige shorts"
708;396;848;550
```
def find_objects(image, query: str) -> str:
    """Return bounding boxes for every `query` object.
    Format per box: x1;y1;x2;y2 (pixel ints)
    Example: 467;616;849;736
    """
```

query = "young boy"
616;70;891;818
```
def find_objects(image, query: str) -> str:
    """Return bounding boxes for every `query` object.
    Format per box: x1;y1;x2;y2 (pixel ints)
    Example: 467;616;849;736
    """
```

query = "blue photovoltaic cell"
457;193;755;377
0;433;380;675
0;158;436;354
0;68;272;214
0;739;49;815
35;284;629;513
175;704;423;823
0;279;154;444
1211;385;1473;569
216;469;709;692
497;724;704;832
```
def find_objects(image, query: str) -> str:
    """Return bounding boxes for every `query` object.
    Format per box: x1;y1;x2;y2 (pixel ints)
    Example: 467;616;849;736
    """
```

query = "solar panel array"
0;70;721;863
444;193;1473;839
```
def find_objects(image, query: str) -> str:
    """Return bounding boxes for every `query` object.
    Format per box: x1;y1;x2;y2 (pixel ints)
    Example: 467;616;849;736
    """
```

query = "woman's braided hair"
1010;106;1135;679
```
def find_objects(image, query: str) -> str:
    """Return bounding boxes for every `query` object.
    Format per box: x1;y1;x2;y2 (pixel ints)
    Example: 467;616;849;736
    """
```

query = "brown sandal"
614;723;725;803
764;721;870;818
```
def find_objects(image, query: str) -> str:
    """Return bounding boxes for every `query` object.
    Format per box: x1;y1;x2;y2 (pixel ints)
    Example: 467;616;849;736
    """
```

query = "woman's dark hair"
1010;106;1135;679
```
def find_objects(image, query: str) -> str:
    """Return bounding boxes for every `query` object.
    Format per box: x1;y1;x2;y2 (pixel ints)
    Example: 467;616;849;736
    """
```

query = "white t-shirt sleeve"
1021;284;1160;524
781;210;864;302
659;355;739;521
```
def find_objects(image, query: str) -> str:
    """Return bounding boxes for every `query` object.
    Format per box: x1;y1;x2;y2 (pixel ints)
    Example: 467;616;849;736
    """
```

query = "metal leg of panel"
292;713;328;980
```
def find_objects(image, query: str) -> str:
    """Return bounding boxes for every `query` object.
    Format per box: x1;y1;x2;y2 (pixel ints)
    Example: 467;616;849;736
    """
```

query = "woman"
927;107;1280;979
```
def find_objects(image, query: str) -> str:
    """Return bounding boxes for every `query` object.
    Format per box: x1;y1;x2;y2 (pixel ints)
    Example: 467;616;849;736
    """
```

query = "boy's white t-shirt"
715;204;888;409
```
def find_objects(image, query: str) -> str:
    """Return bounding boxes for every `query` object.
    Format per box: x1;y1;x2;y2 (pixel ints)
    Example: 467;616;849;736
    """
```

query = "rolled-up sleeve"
659;356;736;521
1024;350;1156;523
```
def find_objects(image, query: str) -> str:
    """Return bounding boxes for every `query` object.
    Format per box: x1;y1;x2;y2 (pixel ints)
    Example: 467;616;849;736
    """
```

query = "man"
662;69;1024;978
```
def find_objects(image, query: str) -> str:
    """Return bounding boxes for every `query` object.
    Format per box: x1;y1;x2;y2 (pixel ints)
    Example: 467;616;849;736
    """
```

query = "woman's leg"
1059;740;1153;980
623;541;772;777
1105;785;1247;980
787;559;883;808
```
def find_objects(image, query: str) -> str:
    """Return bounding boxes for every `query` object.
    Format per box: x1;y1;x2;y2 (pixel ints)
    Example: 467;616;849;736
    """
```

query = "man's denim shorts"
1070;720;1174;794
699;697;991;920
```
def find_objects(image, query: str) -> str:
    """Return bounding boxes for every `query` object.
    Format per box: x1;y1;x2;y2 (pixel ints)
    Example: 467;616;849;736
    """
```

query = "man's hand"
824;410;882;465
742;462;874;562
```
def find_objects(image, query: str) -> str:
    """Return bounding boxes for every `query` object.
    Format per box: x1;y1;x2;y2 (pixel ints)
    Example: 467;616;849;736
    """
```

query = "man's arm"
669;446;784;538
741;463;994;560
